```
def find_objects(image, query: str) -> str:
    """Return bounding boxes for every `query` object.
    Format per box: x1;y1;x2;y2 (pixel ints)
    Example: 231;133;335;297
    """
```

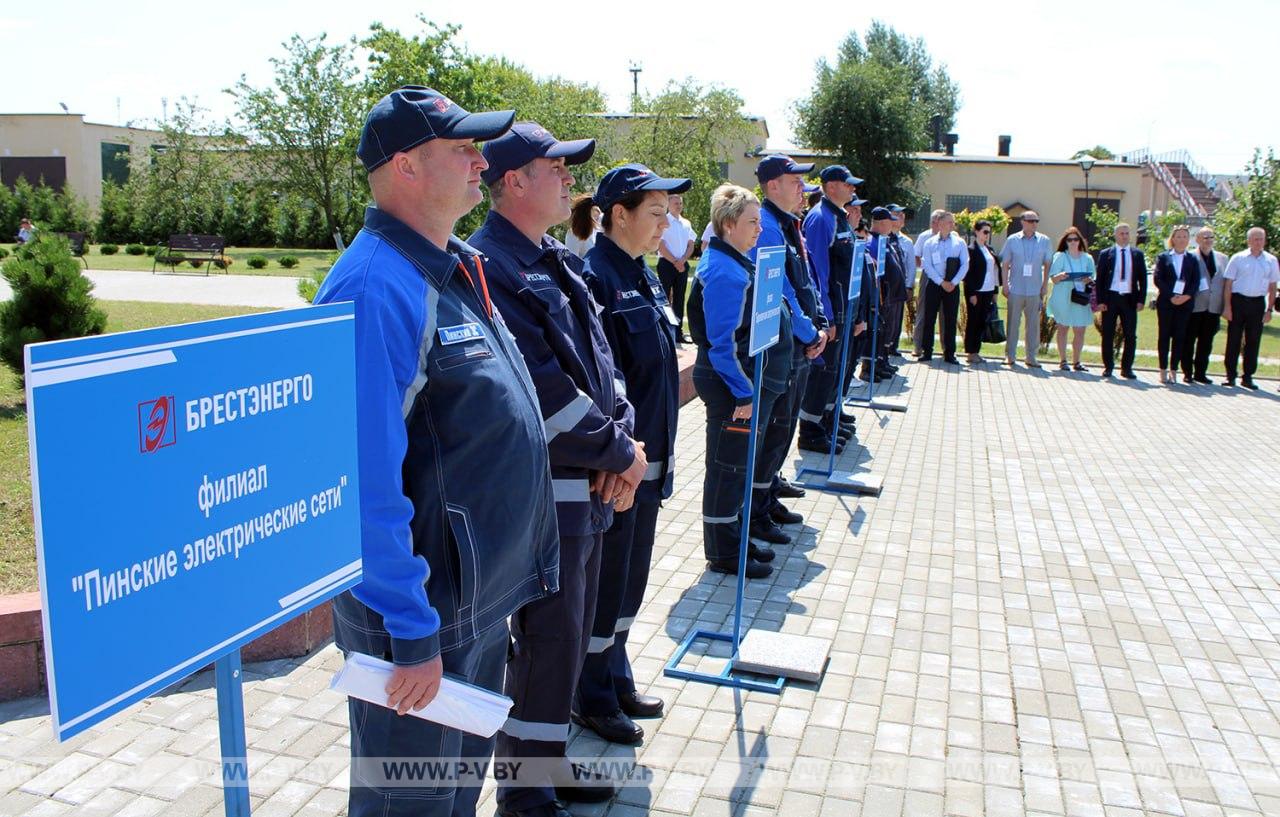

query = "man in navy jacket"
470;123;648;817
316;87;560;817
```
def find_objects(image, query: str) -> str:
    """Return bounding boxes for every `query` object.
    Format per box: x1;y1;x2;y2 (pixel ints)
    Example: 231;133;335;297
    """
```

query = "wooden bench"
55;232;88;269
152;234;226;276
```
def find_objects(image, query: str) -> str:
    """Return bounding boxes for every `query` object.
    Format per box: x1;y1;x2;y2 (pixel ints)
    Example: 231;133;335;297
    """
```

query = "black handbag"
1070;284;1093;306
983;301;1006;344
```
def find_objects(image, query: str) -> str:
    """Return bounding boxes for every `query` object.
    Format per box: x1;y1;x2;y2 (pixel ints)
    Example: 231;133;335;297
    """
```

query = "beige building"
0;113;173;210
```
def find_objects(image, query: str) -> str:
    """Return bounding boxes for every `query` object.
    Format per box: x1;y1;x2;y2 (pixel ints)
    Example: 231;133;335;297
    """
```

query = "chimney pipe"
943;133;958;156
998;135;1011;157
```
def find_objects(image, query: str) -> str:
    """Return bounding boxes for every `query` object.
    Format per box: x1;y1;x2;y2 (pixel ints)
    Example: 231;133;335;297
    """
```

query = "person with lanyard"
574;164;690;746
911;209;942;355
469;123;650;816
1091;222;1148;379
963;219;1002;365
315;87;560;817
750;155;827;547
686;183;793;579
1221;227;1280;390
1153;225;1200;385
1045;226;1096;371
1182;226;1228;384
798;165;863;454
918;211;969;363
1000;211;1054;367
656;193;697;342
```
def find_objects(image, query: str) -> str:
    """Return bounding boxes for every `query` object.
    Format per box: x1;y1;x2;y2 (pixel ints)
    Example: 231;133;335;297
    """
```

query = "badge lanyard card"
664;246;830;691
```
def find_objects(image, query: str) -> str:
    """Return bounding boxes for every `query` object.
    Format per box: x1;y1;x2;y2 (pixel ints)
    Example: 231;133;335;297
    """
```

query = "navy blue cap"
480;122;596;186
358;87;514;173
803;182;821;195
755;154;815;183
847;197;868;207
593;164;692;210
886;203;906;213
819;165;864;185
870;207;894;221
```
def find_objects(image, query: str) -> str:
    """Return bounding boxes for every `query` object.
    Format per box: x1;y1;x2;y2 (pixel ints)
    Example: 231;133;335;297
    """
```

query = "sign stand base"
733;630;831;683
665;629;788;693
215;650;251;817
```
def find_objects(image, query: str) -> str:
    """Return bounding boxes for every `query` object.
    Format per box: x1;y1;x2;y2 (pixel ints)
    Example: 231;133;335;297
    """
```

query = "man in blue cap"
868;206;910;379
316;87;559;817
799;165;864;452
885;204;910;360
469;127;651;817
750;154;827;546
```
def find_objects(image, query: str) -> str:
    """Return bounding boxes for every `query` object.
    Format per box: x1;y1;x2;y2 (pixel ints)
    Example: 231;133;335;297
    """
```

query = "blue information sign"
847;239;866;312
26;304;363;741
749;246;787;356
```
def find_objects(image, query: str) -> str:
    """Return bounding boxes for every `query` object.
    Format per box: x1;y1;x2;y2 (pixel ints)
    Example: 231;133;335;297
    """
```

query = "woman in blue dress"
1046;226;1097;371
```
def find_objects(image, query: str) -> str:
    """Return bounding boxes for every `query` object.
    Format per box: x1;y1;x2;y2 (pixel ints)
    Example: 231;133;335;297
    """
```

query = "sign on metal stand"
26;304;363;816
665;246;831;691
845;236;908;414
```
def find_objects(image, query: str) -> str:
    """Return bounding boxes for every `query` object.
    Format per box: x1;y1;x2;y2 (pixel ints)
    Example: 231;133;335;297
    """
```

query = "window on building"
0;156;67;190
945;194;988;214
905;199;931;234
101;142;130;185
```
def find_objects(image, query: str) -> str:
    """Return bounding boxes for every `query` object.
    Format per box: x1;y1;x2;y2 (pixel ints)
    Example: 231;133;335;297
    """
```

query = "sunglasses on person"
1066;236;1081;243
1022;218;1039;223
977;229;991;235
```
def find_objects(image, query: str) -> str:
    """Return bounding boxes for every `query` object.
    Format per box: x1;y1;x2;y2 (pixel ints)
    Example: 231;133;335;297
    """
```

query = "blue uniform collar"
707;236;754;272
593;233;648;281
360;205;478;289
820;197;845;218
478;209;567;270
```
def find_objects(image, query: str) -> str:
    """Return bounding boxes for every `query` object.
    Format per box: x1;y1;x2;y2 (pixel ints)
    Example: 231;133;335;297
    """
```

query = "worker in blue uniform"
469;123;649;817
869;206;911;380
574;163;690;745
799;165;865;452
687;183;793;578
750;155;827;546
317;87;559;817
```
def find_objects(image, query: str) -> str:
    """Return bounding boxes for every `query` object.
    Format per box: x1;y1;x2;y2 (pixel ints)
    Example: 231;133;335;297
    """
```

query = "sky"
4;0;1276;176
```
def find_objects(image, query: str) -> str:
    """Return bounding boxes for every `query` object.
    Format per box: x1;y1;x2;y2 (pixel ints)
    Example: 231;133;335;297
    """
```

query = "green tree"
229;34;367;248
129;99;234;242
1085;203;1120;251
620;80;757;232
0;235;107;380
1072;146;1115;161
95;179;134;244
795;59;923;206
362;18;485;108
840;22;960;140
1213;149;1280;255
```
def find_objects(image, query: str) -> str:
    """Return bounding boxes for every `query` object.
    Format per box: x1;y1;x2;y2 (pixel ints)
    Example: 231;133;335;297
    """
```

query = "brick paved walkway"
3;360;1280;816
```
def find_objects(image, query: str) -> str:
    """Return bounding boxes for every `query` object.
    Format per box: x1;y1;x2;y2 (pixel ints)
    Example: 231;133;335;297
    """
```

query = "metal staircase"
1119;148;1220;219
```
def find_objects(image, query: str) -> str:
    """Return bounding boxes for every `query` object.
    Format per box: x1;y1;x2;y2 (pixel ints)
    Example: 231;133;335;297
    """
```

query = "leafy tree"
1085;203;1120;252
619;80;756;232
362;18;485;108
0;234;107;380
1072;146;1115;161
228;34;367;248
95;180;134;244
1213;150;1280;255
954;205;1010;238
839;22;960;140
1;178;92;239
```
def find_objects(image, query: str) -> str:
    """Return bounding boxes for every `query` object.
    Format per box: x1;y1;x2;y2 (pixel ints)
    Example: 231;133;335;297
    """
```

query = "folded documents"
330;651;513;737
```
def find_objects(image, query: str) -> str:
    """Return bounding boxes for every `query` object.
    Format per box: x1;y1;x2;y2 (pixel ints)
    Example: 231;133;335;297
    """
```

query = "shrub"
213;255;234;270
247;255;268;269
125;243;146;255
278;255;300;269
144;245;160;256
155;253;185;266
189;259;205;269
297;269;329;303
99;244;118;255
0;248;9;260
0;235;107;380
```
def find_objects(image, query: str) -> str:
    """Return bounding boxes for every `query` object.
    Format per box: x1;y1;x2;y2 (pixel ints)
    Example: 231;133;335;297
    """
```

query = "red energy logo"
138;396;177;453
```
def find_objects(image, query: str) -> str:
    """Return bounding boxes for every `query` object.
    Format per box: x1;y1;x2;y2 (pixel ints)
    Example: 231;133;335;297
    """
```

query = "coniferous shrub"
0;235;107;379
99;244;119;255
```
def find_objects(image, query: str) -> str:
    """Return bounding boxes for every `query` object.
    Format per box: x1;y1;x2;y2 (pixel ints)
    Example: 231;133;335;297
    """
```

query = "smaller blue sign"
749;246;787;356
873;235;887;279
848;240;866;312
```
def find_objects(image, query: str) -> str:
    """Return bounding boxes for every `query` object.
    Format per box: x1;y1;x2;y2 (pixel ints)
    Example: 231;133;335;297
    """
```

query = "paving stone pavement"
4;359;1280;816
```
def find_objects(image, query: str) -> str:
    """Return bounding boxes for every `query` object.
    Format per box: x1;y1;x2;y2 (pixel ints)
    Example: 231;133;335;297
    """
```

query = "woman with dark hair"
1046;226;1096;371
963;219;1001;364
577;164;690;744
566;192;601;258
1153;225;1199;384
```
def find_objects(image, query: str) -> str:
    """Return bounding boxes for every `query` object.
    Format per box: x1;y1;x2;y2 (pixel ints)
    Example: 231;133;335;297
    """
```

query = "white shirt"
660;214;695;259
1223;249;1280;297
701;221;715;246
565;230;596;259
1111;245;1133;294
913;230;934;260
921;233;969;285
979;245;998;291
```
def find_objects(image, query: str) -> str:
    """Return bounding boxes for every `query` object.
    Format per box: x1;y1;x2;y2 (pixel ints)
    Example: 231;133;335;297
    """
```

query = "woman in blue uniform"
575;164;690;745
686;183;793;581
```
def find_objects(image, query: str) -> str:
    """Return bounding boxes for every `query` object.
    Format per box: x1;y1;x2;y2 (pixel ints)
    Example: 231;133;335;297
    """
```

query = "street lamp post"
1079;155;1096;203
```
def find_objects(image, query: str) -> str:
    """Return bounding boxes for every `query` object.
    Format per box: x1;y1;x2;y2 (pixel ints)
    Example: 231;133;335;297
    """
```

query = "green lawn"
0;300;274;595
0;244;334;279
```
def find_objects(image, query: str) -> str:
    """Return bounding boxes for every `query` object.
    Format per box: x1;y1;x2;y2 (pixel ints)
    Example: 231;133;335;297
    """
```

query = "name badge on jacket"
439;323;486;345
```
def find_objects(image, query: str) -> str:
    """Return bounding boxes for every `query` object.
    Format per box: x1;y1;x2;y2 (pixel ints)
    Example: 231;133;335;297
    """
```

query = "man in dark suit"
1093;222;1148;378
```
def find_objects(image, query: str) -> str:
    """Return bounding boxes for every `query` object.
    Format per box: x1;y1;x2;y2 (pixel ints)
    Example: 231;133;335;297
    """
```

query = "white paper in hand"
330;651;513;737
